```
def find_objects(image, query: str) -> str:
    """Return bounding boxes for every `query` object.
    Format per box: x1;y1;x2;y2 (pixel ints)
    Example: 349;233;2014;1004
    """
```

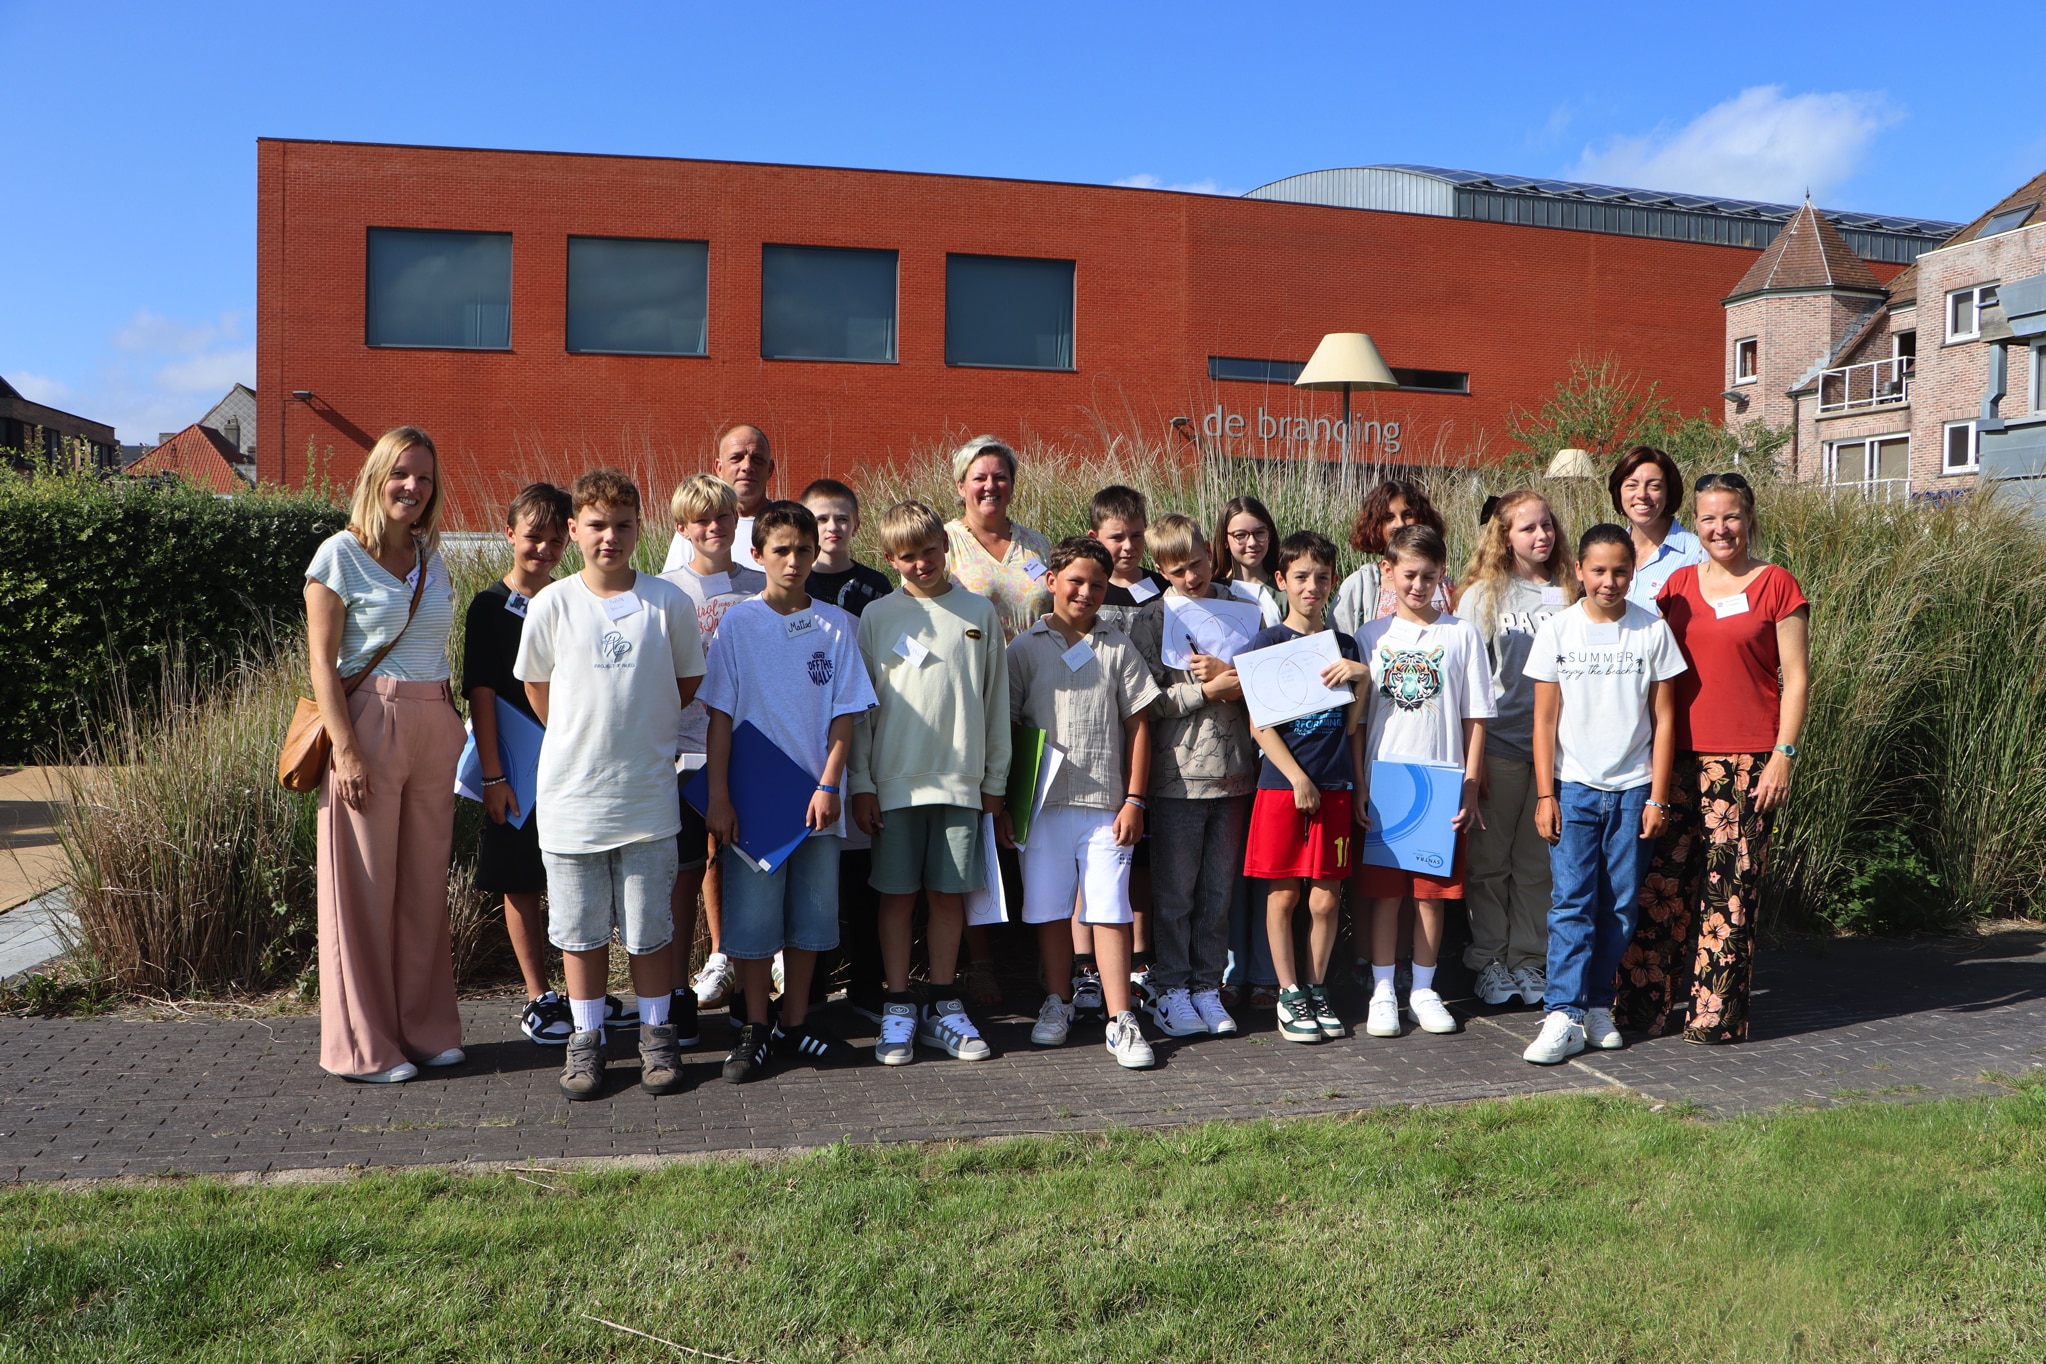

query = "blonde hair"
348;426;442;556
671;472;737;525
1459;490;1575;634
878;499;948;557
1146;512;1207;567
950;434;1018;484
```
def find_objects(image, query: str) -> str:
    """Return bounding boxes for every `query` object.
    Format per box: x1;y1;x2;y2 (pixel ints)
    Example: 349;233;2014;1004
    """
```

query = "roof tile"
1727;201;1884;299
124;423;248;494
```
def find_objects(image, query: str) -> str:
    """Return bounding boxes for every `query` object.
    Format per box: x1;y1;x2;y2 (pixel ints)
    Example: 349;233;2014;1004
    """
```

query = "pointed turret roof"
1725;199;1885;302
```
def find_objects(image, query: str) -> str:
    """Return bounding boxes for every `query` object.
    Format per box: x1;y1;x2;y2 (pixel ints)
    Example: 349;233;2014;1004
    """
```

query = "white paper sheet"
1236;628;1356;730
963;813;1008;925
1161;595;1262;669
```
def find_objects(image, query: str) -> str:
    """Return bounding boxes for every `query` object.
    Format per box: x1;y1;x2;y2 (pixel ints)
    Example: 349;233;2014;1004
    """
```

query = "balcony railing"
1818;357;1913;414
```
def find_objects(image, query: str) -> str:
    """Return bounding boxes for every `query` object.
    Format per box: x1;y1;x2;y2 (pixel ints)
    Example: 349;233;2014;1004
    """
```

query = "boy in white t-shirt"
515;468;707;1101
700;502;878;1082
1520;523;1687;1064
660;473;766;1031
1334;524;1496;1040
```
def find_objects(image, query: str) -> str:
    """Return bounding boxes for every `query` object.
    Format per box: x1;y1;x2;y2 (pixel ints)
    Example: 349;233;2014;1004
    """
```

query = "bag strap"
340;546;430;696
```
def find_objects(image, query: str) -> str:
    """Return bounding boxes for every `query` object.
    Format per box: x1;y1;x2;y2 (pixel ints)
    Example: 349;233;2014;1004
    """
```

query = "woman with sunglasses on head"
1614;472;1809;1045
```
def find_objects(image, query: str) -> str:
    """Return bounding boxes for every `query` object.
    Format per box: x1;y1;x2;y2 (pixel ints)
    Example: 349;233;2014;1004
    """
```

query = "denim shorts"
542;836;678;955
719;833;842;960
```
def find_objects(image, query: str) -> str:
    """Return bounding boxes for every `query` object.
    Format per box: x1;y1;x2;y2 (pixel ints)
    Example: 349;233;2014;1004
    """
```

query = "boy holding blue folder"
700;502;877;1082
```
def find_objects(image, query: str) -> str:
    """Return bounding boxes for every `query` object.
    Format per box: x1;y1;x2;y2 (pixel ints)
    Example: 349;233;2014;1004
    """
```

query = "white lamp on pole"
1294;332;1397;477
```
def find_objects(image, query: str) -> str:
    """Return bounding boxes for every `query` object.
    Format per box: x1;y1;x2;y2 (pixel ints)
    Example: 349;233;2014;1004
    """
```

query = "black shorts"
678;777;711;871
476;807;545;896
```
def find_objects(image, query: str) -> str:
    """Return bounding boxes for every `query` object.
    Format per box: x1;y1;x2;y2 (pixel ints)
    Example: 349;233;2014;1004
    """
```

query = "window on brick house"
1828;436;1909;486
1943;420;1978;473
367;229;513;349
1946;285;1999;343
1734;337;1758;383
945;255;1075;370
761;245;897;362
567;237;708;356
1893;330;1916;370
2034;344;2046;413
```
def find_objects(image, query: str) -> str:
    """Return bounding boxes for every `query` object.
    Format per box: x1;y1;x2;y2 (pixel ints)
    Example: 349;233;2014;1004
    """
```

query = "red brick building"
256;141;1948;524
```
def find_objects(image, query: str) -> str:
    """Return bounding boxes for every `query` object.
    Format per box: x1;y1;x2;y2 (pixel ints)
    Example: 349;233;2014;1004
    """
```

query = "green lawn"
4;1083;2043;1363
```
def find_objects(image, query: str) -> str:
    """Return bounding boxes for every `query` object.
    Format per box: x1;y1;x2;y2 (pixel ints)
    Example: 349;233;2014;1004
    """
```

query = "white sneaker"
1275;987;1323;1043
1032;993;1075;1046
1190;988;1238;1035
1584;1008;1624;1050
347;1062;418;1084
421;1048;465;1067
1148;986;1206;1037
1524;1010;1586;1064
1406;988;1459;1035
692;952;737;1007
770;951;785;999
920;997;993;1060
1071;968;1105;1017
1511;965;1547;1008
1105;1010;1156;1069
875;1000;917;1066
1365;984;1401;1037
1475;960;1518;1006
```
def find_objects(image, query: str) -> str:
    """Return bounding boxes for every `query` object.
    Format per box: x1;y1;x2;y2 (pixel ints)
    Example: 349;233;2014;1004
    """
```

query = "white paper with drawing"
1236;629;1355;730
1160;595;1263;669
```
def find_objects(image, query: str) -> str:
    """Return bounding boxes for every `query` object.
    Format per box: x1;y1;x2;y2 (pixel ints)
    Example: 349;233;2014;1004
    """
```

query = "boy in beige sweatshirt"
848;500;1012;1067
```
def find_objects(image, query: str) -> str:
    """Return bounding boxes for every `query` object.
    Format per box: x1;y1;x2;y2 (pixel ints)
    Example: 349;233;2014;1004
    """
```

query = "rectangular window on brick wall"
366;229;512;349
945;254;1075;370
1946;285;1999;343
1828;436;1909;486
1944;420;1978;473
761;245;898;363
1734;337;1758;383
566;237;708;356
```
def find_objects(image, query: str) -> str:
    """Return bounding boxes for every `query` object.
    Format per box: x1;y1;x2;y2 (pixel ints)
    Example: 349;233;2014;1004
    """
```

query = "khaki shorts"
867;804;983;896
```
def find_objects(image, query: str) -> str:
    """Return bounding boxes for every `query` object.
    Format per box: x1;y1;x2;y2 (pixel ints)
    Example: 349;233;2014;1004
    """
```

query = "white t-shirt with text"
663;520;761;573
1522;602;1687;791
1355;612;1497;767
660;560;766;754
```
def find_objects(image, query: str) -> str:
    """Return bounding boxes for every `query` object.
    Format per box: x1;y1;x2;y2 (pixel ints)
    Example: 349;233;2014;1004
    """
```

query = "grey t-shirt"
1460;575;1567;763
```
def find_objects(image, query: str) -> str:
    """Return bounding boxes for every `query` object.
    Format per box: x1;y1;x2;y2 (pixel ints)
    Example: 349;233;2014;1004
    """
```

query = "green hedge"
0;471;345;762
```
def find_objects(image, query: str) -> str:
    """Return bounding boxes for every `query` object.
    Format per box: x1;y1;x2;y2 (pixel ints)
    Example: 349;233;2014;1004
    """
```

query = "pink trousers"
316;677;465;1076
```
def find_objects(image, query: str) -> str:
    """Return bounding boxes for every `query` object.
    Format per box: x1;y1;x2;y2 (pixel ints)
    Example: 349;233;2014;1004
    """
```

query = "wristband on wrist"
481;775;508;787
1645;799;1670;811
816;783;840;795
1124;795;1146;810
1535;793;1557;802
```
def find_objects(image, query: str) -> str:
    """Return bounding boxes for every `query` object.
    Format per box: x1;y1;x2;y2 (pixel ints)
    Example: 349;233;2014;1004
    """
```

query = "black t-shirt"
807;561;894;618
461;580;542;724
1247;623;1361;791
1098;569;1170;636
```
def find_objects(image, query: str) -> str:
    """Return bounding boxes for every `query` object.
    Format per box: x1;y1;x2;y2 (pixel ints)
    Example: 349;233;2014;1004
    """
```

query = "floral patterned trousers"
1613;752;1775;1043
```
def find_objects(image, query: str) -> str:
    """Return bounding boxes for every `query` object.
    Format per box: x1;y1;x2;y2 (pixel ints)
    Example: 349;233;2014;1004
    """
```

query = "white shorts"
1021;805;1134;926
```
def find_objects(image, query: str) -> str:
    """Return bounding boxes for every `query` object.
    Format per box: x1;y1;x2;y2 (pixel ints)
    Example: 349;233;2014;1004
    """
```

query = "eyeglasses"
1227;529;1269;542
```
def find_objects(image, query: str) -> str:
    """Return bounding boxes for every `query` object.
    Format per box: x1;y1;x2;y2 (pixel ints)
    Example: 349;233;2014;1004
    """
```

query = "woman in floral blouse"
944;435;1053;643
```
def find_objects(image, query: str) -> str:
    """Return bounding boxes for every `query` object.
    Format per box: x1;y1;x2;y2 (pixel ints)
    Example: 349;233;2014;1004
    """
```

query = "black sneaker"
723;1021;772;1083
520;992;573;1046
774;1021;861;1067
669;989;700;1049
604;994;640;1031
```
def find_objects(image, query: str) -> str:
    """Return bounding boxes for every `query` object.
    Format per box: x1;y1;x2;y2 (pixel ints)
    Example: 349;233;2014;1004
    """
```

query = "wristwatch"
1774;743;1799;760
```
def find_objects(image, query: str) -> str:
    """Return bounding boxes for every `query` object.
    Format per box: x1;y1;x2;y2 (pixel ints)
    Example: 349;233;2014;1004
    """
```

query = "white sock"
1412;964;1437;992
1372;966;1396;995
639;992;670;1028
569;996;606;1035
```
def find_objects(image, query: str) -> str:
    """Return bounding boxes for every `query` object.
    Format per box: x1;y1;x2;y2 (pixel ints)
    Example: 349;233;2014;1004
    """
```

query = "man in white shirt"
663;422;774;573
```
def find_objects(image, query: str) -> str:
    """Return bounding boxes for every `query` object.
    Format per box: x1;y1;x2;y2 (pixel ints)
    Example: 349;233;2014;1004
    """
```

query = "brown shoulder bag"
279;555;429;793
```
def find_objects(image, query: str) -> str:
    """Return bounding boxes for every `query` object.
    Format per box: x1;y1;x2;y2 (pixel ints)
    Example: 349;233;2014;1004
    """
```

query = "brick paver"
3;928;2041;1183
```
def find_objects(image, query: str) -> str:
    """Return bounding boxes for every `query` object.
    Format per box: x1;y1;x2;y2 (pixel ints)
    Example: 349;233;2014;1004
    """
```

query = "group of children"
462;447;1689;1099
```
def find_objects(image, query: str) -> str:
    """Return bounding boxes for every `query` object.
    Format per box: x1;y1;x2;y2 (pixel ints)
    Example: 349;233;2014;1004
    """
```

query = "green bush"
0;469;345;762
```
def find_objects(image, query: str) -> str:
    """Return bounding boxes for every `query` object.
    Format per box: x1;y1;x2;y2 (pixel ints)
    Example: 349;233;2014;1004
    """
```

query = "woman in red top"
1615;472;1810;1043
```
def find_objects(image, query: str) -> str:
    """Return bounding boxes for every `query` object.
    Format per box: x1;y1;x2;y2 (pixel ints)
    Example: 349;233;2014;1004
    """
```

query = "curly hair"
1458;490;1575;634
1348;478;1445;555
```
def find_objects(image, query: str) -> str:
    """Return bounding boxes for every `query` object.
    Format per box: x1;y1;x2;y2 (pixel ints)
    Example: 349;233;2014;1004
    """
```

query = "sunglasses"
1694;471;1753;494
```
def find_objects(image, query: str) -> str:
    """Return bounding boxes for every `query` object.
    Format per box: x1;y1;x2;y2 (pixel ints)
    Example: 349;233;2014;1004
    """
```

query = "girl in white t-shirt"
1323;524;1495;1040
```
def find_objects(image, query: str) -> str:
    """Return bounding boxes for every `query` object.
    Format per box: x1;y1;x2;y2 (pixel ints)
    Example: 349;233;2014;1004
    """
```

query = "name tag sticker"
1061;638;1097;672
1584;621;1620;647
504;592;529;619
602;593;642;621
1711;592;1751;620
697;571;732;597
1540;586;1567;607
893;634;931;666
1230;579;1264;604
783;611;819;639
1022;555;1048;580
1126;578;1161;603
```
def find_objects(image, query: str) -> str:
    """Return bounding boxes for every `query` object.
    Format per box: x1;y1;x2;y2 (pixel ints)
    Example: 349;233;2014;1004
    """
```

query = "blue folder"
681;720;817;875
1361;759;1464;875
454;697;545;830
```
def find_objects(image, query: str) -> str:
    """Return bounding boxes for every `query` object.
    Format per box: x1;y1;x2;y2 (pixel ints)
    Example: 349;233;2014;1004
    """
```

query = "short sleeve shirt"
461;580;542;724
1523;603;1688;790
660;560;766;754
1657;563;1808;753
698;597;878;839
664;519;761;573
1245;624;1362;791
807;561;893;618
1355;612;1497;768
946;519;1054;642
304;531;454;681
1007;618;1162;811
1459;576;1569;763
1629;522;1705;608
1097;570;1170;637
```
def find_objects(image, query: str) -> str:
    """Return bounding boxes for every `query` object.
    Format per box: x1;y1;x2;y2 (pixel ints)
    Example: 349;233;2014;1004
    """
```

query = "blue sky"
5;0;2043;442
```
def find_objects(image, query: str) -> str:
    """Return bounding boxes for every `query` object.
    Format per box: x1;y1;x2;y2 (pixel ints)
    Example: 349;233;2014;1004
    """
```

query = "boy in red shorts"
1243;531;1368;1044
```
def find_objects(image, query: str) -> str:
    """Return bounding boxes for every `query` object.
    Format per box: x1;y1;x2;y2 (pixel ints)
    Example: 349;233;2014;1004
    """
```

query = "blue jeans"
1544;783;1653;1019
719;833;842;960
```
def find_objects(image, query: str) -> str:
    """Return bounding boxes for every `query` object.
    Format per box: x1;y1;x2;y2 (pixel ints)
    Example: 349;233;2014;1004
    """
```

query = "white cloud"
157;347;256;395
1114;173;1238;196
112;309;246;357
7;372;73;405
1571;86;1898;203
18;309;257;442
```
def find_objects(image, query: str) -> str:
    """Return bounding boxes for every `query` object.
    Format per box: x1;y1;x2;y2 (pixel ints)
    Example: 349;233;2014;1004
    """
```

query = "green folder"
1007;725;1049;846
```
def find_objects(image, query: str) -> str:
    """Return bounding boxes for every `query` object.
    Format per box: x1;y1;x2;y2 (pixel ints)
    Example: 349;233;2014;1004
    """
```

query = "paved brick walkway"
4;927;2041;1183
